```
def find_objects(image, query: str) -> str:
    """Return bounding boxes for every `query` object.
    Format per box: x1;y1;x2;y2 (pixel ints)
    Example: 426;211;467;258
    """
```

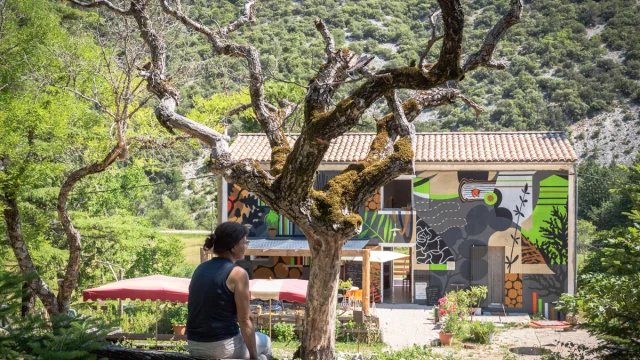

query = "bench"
105;333;186;343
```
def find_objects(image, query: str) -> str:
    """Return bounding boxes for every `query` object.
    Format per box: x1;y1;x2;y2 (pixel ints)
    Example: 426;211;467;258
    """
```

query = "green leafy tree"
559;203;640;358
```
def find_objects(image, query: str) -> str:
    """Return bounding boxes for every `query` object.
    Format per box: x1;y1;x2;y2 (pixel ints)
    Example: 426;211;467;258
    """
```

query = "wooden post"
362;249;370;316
118;268;124;317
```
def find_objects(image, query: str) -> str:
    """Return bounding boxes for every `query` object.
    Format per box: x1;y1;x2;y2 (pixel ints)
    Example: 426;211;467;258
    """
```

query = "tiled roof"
229;132;578;163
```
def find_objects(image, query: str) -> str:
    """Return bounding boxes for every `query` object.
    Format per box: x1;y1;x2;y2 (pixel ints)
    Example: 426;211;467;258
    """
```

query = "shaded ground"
375;304;599;359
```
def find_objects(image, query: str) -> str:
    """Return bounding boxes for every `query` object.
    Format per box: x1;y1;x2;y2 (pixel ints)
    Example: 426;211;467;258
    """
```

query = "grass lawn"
161;233;206;265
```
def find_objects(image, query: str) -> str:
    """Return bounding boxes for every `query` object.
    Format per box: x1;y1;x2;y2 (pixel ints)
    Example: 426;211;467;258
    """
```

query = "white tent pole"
155;300;159;346
269;299;272;338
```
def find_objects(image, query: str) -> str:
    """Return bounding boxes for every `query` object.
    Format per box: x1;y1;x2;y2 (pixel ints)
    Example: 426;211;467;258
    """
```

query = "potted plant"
264;210;279;238
338;278;353;295
556;294;580;325
169;305;188;335
468;286;488;320
438;292;461;346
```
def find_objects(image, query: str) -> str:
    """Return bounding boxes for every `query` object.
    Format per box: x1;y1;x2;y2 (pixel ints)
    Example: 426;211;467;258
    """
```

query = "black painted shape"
415;218;454;264
489;207;513;231
465;205;489;235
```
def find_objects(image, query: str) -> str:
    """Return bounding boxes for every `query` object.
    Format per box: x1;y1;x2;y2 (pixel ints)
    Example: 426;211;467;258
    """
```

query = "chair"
351;290;363;309
402;273;411;290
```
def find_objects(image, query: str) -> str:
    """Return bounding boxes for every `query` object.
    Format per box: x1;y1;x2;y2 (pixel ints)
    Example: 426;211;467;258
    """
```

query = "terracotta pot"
439;332;454;346
566;314;579;324
268;227;277;238
173;324;186;335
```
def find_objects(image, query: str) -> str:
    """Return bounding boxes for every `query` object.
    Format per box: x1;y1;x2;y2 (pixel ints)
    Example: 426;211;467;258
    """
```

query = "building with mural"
218;132;578;317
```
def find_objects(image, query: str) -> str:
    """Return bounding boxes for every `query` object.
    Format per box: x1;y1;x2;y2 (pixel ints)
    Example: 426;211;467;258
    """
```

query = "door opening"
380;244;413;304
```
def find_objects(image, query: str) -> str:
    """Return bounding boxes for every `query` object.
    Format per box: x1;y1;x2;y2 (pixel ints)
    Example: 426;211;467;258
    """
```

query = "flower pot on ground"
439;332;454;346
168;304;188;335
172;324;186;335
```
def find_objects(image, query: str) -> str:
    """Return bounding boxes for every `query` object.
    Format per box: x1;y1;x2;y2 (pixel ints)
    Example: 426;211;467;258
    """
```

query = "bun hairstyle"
204;222;249;256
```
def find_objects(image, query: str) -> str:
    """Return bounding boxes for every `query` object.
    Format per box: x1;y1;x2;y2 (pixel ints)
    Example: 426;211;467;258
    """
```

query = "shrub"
273;322;296;343
0;271;112;359
468;321;496;344
167;304;188;326
376;344;434;359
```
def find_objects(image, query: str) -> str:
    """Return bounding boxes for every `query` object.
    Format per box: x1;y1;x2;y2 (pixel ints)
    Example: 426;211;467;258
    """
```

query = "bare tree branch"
159;0;289;172
220;0;255;36
463;0;523;72
419;10;443;69
68;0;131;16
56;143;124;310
228;103;253;117
429;0;464;79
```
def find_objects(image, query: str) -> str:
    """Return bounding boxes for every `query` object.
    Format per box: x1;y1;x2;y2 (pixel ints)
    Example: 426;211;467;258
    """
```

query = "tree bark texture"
56;145;124;315
1;194;59;315
299;232;344;360
21;281;36;318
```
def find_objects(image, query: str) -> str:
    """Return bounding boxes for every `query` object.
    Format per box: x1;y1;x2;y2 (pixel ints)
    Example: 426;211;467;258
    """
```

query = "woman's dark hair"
204;222;249;255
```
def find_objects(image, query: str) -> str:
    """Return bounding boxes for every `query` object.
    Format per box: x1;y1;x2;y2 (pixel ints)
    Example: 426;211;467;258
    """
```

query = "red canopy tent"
83;275;190;341
249;278;308;304
82;275;190;303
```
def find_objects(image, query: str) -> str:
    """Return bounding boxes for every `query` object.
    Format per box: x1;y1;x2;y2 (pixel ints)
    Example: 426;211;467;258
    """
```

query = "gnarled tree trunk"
300;233;344;359
1;193;59;315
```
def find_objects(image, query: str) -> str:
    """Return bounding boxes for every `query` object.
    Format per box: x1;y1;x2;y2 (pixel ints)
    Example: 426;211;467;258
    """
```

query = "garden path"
374;304;600;358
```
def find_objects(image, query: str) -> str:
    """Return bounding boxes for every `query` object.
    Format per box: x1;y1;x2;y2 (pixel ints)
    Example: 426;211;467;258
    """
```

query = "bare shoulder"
229;265;249;281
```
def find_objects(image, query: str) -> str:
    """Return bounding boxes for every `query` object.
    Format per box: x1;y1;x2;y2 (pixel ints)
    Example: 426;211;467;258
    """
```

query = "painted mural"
413;171;569;314
226;169;570;314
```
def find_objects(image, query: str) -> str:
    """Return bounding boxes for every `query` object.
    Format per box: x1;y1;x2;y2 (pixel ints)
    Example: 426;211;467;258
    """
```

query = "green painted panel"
429;264;448;270
539;187;569;192
413;178;430;195
540;174;568;187
430;194;459;200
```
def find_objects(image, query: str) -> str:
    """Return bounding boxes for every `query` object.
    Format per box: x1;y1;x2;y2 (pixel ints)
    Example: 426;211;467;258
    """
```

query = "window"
382;179;412;209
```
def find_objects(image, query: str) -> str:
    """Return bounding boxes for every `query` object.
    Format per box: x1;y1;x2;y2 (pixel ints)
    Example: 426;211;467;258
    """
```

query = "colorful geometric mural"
504;273;523;308
415;218;454;270
364;189;381;211
358;210;413;243
228;168;571;314
413;170;569;314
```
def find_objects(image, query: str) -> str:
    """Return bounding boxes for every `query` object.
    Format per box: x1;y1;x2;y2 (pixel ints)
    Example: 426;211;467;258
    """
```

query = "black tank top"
187;258;240;342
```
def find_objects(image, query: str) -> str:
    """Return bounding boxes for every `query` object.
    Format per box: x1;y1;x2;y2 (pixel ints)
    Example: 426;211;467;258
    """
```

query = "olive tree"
69;0;522;358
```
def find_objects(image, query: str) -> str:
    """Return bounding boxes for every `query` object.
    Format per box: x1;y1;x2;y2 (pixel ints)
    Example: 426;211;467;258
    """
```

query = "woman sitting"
187;222;271;360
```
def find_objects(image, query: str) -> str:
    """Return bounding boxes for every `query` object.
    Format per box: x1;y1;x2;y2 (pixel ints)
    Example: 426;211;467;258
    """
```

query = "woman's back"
187;257;239;342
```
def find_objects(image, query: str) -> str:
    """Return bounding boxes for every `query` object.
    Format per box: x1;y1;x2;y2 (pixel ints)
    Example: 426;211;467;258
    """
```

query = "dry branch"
463;0;523;72
419;10;443;68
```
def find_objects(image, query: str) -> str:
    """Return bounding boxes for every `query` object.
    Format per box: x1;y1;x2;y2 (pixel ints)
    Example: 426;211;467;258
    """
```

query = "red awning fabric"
82;275;190;303
249;279;308;303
